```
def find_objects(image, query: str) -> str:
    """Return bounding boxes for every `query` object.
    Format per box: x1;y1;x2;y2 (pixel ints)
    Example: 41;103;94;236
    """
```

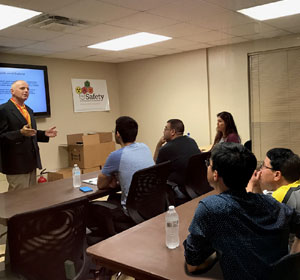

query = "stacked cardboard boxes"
48;132;115;182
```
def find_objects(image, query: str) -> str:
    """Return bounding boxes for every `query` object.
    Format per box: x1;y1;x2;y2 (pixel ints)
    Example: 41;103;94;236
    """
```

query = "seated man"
184;143;300;280
247;148;300;211
154;119;200;203
88;116;154;238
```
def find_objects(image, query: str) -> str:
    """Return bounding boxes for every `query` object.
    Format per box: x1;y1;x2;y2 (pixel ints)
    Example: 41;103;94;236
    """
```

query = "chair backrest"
270;252;300;280
126;161;174;224
7;197;88;280
244;140;252;151
184;152;213;199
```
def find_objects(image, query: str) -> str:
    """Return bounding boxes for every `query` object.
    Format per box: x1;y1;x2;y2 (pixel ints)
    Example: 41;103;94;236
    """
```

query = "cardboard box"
67;133;115;169
48;167;72;182
48;166;100;182
92;132;113;143
98;142;116;166
82;166;100;174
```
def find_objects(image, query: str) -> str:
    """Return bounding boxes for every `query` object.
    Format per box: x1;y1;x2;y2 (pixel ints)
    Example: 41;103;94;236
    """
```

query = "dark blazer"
0;100;49;175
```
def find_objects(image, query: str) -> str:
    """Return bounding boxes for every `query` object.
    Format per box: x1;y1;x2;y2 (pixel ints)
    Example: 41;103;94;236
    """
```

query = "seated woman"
212;111;240;148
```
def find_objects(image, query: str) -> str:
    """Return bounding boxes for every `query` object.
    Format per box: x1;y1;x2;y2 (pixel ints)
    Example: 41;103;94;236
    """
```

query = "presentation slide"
0;67;47;113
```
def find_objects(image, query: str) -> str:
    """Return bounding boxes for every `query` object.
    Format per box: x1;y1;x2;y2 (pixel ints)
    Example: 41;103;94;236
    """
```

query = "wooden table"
0;171;113;225
87;190;223;280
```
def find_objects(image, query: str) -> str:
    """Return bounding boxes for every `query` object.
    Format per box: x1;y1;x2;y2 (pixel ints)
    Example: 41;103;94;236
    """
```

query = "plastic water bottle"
165;205;179;249
72;164;81;188
187;132;190;137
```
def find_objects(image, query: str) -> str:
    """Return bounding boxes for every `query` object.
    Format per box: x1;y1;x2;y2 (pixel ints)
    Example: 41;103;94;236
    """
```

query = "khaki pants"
6;169;37;192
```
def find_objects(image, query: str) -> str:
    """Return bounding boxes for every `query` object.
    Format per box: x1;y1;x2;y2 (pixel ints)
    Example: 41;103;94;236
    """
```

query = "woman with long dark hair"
212;111;240;147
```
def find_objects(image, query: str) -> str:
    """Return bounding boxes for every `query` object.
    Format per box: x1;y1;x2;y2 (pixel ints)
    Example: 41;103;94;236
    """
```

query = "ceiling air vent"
27;14;87;32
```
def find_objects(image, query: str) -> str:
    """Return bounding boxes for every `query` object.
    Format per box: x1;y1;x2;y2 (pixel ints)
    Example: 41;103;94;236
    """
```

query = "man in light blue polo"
88;116;154;238
98;116;154;212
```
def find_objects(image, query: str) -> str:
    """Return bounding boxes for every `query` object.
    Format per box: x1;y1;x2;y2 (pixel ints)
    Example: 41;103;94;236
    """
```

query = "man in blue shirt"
184;143;300;280
88;116;154;238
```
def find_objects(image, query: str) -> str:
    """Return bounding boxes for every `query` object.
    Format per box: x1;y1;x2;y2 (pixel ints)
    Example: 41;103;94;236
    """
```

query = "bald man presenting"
0;80;57;191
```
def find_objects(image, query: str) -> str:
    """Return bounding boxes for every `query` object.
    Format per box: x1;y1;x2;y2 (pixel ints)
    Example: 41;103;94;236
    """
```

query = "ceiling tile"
242;29;291;40
202;0;280;11
225;22;276;37
152;22;211;38
190;10;255;30
209;36;249;46
107;12;179;31
286;26;300;33
0;26;63;41
0;36;37;47
1;47;54;56
51;0;137;23
183;30;234;43
153;37;206;48
20;41;76;52
45;34;100;48
74;24;136;40
149;0;228;22
99;0;176;11
266;14;300;30
0;0;296;63
177;42;212;51
0;0;76;13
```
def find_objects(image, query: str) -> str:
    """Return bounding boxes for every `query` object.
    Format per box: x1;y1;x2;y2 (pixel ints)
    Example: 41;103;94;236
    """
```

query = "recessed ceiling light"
88;32;172;51
238;0;300;21
0;4;41;30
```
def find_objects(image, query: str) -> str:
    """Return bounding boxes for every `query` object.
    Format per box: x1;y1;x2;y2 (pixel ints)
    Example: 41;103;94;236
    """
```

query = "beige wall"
208;34;300;146
0;53;120;170
1;33;300;176
117;49;210;151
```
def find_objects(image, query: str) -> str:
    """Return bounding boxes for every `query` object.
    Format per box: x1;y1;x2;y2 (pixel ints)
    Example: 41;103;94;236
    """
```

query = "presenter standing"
0;80;57;191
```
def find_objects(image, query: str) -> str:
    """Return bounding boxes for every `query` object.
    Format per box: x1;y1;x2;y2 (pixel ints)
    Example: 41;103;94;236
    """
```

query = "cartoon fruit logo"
76;86;82;94
75;80;94;100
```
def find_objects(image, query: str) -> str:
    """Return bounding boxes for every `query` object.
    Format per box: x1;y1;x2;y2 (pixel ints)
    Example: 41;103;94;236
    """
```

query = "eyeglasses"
205;159;211;167
260;162;273;170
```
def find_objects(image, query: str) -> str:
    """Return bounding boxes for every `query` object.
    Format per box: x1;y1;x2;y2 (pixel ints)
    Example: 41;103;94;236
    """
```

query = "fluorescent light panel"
238;0;300;21
88;32;172;51
0;4;41;31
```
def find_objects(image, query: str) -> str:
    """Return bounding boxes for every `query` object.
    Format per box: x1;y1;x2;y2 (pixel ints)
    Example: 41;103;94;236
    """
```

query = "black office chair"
7;197;91;280
244;140;252;151
184;152;213;199
270;252;300;280
87;161;173;243
126;160;174;224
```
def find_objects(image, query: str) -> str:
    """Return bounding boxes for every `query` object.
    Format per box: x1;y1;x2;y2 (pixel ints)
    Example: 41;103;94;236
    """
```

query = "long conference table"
87;190;223;280
0;171;112;226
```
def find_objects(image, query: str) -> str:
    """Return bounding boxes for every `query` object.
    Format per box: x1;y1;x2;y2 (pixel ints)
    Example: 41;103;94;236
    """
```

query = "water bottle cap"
169;205;175;210
74;164;78;167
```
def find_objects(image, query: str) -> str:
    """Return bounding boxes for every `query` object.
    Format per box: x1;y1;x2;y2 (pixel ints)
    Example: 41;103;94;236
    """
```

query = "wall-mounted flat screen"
0;63;51;118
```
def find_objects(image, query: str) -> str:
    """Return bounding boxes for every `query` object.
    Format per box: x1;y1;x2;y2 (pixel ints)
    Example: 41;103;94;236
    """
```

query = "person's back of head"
267;148;300;183
211;142;257;191
115;116;138;143
167;119;184;136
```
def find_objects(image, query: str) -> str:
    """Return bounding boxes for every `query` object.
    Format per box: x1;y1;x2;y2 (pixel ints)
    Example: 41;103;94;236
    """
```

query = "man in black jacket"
0;80;57;191
154;119;200;204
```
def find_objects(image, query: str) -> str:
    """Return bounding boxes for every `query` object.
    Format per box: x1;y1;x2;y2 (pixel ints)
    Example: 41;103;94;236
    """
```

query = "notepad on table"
82;177;98;186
